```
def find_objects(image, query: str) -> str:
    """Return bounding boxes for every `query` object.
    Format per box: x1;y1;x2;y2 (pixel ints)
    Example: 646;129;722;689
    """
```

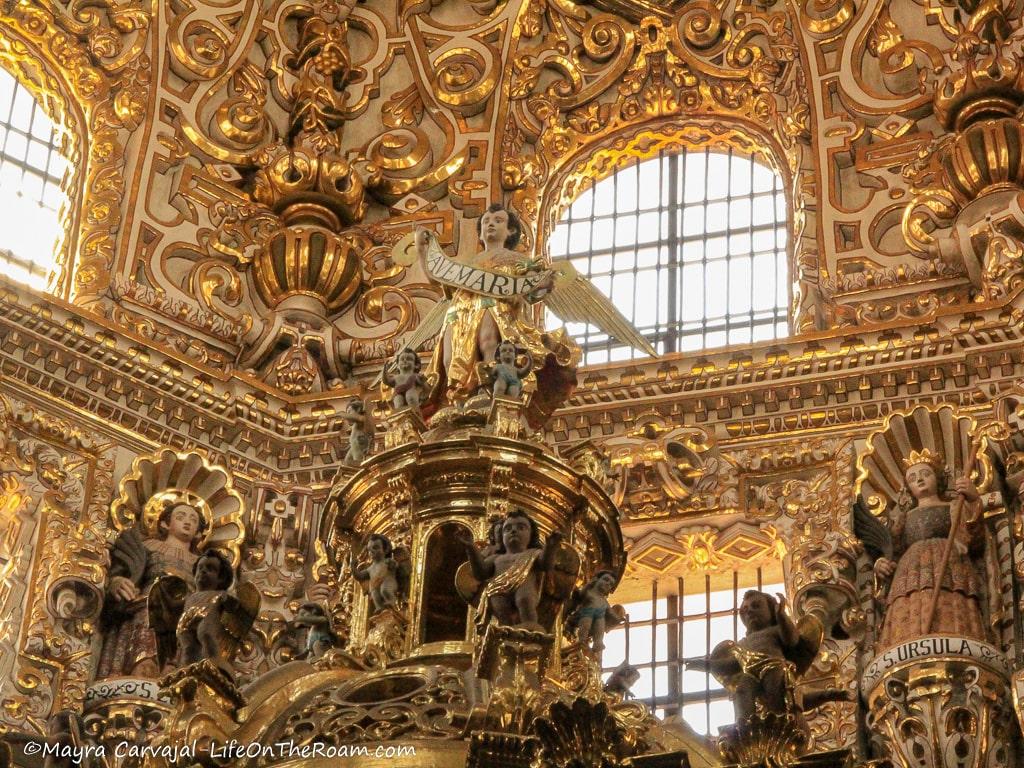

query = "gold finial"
901;448;945;472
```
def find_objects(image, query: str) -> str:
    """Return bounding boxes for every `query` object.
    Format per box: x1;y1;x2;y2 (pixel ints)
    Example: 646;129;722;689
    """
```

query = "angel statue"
685;591;850;724
349;534;411;612
455;509;578;633
97;500;208;678
854;449;987;650
393;203;656;427
173;549;260;674
565;569;625;653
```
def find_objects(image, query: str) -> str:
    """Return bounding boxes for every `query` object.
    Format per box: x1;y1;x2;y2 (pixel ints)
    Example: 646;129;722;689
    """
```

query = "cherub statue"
98;501;207;678
456;509;570;633
349;534;410;612
341;399;374;464
603;661;641;698
483;341;533;399
393;203;656;426
685;591;849;722
290;602;338;660
383;347;428;410
566;570;625;653
172;550;260;674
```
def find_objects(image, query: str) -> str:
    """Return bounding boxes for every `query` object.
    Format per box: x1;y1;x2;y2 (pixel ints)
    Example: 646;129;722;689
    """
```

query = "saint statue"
392;202;656;426
855;449;986;649
97;501;207;678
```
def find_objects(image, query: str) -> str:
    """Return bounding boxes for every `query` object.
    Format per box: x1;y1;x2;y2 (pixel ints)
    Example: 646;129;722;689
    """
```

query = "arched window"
0;68;69;290
547;147;789;364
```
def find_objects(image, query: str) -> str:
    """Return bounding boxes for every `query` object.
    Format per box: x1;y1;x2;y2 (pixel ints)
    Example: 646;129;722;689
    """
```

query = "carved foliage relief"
0;393;114;731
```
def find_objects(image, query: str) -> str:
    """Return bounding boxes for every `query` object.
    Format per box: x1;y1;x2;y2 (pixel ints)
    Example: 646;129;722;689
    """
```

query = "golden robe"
474;549;540;633
424;251;579;428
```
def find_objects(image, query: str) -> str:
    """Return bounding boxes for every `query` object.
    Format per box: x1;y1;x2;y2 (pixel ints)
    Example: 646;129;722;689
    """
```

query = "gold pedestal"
83;678;171;764
383;408;426;450
864;638;1015;768
488;396;527;439
155;661;246;767
477;624;554;734
718;712;808;767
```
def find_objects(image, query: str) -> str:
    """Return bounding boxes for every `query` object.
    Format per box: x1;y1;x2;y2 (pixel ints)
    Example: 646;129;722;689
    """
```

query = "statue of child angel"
685;591;850;723
171;549;260;675
341;399;374;464
481;341;534;399
349;534;410;612
566;570;625;653
383;348;428;410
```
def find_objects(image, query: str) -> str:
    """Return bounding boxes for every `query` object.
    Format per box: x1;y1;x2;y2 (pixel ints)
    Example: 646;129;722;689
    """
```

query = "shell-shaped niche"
110;449;245;564
854;404;992;517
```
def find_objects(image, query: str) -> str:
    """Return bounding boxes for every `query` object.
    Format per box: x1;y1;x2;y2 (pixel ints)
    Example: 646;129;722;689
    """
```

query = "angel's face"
498;343;516;365
367;537;386;561
166;505;201;543
595;572;617;596
397;350;416;373
195;554;225;590
739;593;773;632
905;463;938;500
480;208;511;248
501;516;530;553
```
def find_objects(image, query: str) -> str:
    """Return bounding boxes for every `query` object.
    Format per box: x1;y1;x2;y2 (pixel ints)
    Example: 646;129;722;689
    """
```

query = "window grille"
601;568;785;735
0;68;68;290
547;147;789;364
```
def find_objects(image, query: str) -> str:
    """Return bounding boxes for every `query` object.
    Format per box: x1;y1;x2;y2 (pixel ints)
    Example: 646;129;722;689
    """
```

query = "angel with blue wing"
392;202;656;427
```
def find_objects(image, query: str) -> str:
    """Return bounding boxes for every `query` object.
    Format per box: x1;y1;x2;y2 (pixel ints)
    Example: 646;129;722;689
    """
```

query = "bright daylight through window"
0;68;68;290
602;569;785;735
547;147;789;364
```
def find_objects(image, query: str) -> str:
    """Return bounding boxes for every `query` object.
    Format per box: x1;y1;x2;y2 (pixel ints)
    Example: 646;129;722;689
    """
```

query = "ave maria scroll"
424;245;550;299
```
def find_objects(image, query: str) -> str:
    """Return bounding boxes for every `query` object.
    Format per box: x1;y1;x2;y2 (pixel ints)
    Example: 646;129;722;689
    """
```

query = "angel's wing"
544;261;657;357
789;613;825;676
222;581;261;647
853;496;893;560
392;547;413;599
402;298;450;353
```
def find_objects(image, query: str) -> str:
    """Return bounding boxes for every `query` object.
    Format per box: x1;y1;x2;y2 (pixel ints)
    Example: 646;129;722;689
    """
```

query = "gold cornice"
1;271;1023;488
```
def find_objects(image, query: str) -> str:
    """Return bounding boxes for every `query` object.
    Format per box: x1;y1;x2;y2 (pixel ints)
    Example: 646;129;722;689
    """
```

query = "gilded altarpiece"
0;1;1024;767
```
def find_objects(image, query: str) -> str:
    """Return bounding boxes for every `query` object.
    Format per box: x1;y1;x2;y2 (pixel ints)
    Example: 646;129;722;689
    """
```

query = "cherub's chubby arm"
775;593;800;648
517;349;535;377
540;531;564;572
348;553;369;583
457;530;494;581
